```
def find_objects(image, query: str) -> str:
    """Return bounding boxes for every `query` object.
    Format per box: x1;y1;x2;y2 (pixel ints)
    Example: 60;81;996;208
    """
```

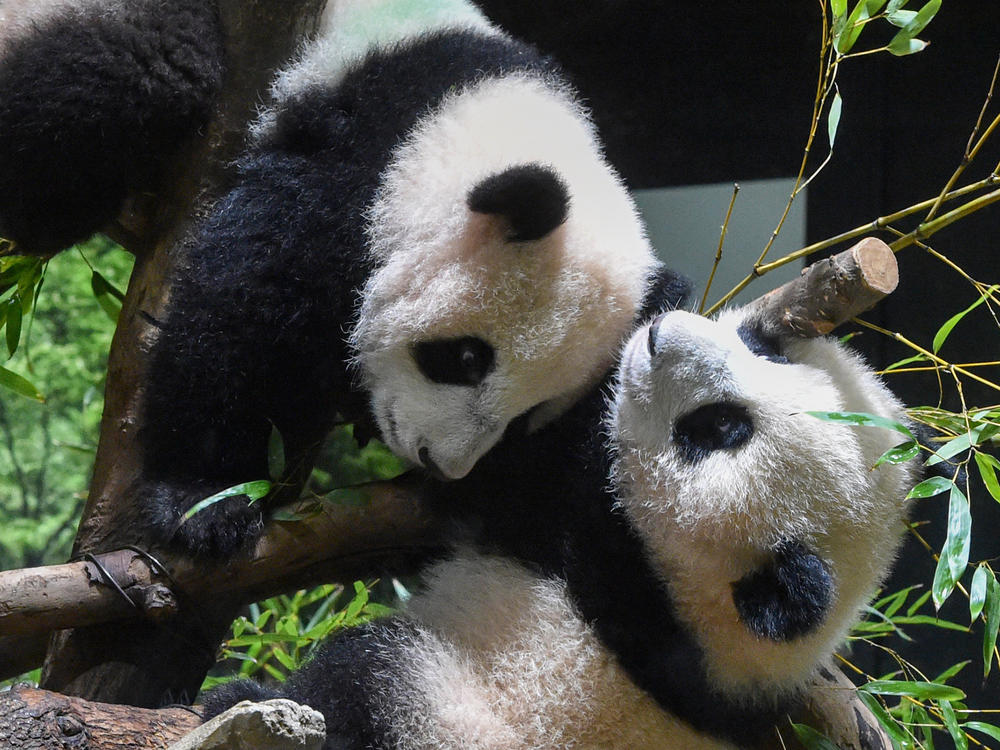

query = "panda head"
608;306;917;689
351;76;657;480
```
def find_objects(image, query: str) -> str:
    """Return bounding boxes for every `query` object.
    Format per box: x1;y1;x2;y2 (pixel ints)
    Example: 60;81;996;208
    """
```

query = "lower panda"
0;0;675;556
205;303;922;748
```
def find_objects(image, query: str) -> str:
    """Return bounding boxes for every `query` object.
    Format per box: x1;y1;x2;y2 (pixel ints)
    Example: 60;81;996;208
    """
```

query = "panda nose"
647;312;667;357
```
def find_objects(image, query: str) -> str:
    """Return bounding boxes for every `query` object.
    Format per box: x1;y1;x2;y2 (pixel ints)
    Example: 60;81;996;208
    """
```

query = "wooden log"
0;685;200;749
752;237;898;337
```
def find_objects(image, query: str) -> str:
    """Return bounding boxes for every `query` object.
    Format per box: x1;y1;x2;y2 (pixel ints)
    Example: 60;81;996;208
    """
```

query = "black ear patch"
467;163;570;242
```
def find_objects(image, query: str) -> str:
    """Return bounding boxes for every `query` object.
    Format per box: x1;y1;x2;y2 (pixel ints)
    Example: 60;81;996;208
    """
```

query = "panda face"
609;307;917;691
350;74;658;478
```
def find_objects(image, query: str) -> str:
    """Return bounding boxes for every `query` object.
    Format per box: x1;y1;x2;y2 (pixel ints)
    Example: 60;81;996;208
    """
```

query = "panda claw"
146;483;266;559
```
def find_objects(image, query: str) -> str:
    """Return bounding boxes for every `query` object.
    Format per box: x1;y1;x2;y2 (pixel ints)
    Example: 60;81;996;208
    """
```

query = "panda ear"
467;163;570;242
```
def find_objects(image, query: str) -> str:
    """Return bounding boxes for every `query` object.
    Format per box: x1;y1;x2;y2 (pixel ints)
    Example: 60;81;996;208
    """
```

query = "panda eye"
413;337;495;386
736;321;789;364
673;402;754;464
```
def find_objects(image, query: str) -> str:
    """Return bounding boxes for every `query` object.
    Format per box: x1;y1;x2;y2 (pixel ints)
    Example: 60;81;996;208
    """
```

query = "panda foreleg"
731;539;833;642
0;0;224;254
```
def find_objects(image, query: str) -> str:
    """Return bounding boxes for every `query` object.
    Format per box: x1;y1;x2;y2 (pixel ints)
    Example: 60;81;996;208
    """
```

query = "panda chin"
503;400;550;441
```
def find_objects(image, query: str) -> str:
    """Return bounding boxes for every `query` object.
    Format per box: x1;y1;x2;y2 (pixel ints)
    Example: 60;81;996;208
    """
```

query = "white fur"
0;0;104;52
351;73;658;478
609;308;917;696
382;551;732;749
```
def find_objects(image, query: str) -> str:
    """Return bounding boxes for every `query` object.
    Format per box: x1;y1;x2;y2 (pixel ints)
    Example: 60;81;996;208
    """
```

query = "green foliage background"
0;236;132;569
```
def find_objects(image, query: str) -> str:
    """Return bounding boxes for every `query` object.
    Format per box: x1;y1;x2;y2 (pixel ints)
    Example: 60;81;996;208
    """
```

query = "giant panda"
0;0;681;556
204;302;921;748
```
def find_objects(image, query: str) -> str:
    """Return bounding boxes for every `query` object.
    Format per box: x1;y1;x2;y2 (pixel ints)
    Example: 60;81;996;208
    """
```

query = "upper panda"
0;0;679;556
204;303;921;748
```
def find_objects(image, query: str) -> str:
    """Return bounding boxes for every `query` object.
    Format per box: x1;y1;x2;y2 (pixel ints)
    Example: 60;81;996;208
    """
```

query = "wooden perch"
0;685;200;749
754;237;898;337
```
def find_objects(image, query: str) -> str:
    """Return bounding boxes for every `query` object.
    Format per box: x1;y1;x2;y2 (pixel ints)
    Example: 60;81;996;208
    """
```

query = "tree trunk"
38;0;329;707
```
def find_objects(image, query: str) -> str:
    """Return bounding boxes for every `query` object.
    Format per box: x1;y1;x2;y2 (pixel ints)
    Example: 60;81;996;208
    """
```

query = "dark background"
476;0;1000;707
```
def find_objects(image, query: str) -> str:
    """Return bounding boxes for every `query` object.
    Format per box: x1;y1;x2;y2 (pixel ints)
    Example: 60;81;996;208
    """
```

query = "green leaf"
806;410;914;438
90;270;125;322
5;295;21;357
0;365;44;402
932;286;996;354
970;565;989;621
865;0;888;13
974;453;1000;502
790;723;841;750
827;90;843;148
887;36;928;55
908;589;932;616
984;572;1000;677
887;8;917;26
856;692;912;745
933;661;969;683
886;0;910;11
875;440;919;466
931;484;971;609
859;679;966;701
964;721;1000;744
939;700;968;750
321;487;370;507
835;0;872;53
831;0;848;19
182;480;272;521
906;476;953;499
925;431;974;467
883;352;929;371
267;424;285;480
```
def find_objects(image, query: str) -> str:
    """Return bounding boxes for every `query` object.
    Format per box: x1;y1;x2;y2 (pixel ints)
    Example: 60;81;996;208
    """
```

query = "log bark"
0;478;443;647
0;685;200;749
753;237;898;337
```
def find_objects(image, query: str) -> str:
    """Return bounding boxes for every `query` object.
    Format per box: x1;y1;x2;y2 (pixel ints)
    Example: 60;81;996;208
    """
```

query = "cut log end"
754;237;897;338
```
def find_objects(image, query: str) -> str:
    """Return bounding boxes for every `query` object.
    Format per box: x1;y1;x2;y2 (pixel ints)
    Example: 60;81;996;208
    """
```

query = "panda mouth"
418;446;450;481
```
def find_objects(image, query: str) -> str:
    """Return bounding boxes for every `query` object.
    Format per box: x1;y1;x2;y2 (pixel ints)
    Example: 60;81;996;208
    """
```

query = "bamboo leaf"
0;365;44;402
859;679;965;701
883;353;928;371
906;476;953;499
857;692;911;745
974;452;1000;502
832;0;848;19
5;295;21;357
268;424;286;480
827;90;843;148
806;410;915;439
875;440;919;466
932;286;997;353
970;565;988;621
925;431;974;466
984;572;1000;677
91;270;125;322
887;8;917;26
964;721;1000;744
865;0;888;13
887;37;928;56
790;723;841;750
939;700;968;750
835;1;872;53
932;484;971;609
182;480;273;521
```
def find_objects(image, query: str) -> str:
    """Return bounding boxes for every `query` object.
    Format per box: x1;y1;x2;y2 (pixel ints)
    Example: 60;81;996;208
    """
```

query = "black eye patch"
673;402;754;464
412;337;495;386
736;321;789;364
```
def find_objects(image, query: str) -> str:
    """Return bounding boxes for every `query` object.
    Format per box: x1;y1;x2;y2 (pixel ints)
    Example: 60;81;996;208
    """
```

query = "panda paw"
146;483;266;559
731;539;833;642
202;679;283;722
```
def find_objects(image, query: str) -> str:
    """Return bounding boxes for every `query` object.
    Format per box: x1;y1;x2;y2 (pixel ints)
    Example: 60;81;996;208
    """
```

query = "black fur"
732;539;834;641
467;163;570;241
138;30;564;557
205;620;423;750
0;0;224;254
672;402;755;464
